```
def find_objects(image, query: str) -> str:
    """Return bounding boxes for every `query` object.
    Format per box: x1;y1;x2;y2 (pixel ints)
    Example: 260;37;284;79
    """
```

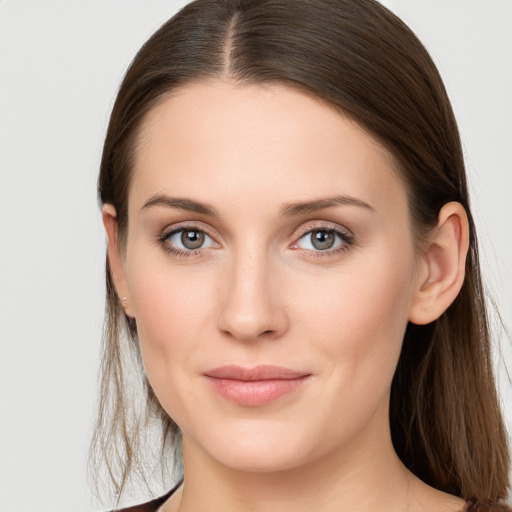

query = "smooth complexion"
103;80;469;512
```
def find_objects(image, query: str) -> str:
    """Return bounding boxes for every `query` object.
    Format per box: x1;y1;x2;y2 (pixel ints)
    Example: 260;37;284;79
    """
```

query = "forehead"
129;79;407;216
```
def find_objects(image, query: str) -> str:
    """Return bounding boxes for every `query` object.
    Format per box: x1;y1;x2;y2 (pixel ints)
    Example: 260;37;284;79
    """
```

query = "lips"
203;365;311;407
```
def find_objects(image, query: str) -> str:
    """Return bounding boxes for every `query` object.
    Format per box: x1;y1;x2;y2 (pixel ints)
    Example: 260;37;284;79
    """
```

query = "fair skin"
103;80;469;512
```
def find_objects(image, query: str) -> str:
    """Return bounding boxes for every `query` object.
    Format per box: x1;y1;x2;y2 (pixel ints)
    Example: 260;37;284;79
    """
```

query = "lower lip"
205;376;310;407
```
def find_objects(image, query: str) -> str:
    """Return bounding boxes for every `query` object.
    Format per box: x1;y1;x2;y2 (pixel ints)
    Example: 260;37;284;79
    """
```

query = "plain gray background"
0;1;510;511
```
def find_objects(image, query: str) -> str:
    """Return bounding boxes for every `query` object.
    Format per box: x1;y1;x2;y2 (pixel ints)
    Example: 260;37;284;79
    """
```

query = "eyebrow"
141;193;374;217
142;194;220;216
280;195;375;217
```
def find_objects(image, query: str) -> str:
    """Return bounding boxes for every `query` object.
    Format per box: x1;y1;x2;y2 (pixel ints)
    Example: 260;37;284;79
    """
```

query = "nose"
216;247;289;342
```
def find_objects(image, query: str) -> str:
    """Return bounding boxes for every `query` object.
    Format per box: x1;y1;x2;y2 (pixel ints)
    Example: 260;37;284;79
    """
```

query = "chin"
214;446;310;474
189;419;318;473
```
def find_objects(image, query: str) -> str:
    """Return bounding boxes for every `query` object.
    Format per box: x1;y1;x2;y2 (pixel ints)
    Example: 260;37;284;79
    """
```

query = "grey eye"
181;230;205;249
295;229;347;252
165;228;215;251
310;230;335;250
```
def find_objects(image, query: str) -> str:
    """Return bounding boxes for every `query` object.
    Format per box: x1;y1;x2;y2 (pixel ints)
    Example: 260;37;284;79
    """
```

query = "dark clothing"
112;480;182;512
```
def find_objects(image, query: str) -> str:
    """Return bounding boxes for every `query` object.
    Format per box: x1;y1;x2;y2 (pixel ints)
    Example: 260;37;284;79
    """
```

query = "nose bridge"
217;241;287;341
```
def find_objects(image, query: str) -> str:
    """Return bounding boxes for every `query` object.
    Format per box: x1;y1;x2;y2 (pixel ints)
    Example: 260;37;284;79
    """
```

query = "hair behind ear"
390;238;510;504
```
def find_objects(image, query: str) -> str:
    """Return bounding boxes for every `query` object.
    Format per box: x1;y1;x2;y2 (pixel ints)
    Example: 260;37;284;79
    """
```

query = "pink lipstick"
203;365;311;407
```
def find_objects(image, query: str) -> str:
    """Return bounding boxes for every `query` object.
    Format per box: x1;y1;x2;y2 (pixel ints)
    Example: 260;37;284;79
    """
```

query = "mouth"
203;365;312;407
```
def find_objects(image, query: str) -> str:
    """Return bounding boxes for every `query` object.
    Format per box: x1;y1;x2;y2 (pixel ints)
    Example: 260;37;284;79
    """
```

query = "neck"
171;406;415;512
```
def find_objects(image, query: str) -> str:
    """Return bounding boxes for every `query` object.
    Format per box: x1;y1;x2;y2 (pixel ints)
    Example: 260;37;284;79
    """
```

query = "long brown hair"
90;0;510;506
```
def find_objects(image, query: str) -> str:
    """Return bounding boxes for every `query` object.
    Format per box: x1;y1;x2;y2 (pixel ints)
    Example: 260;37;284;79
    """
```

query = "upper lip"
204;365;310;381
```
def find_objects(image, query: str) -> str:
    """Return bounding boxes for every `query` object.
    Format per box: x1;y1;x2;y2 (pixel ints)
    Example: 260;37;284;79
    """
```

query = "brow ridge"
142;194;219;216
141;193;373;218
280;195;374;217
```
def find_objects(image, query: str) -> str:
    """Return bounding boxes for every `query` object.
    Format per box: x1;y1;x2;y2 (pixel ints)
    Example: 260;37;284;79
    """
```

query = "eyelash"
156;223;217;259
156;223;355;259
291;224;355;258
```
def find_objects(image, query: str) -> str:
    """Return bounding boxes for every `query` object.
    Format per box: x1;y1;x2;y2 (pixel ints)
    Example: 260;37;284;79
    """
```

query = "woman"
90;0;511;511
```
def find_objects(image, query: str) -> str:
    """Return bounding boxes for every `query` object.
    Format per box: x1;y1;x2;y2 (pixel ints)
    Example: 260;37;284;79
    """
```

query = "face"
117;80;423;473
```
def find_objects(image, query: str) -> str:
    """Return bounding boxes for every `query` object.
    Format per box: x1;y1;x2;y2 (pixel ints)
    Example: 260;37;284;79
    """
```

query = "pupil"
312;230;335;250
181;230;205;249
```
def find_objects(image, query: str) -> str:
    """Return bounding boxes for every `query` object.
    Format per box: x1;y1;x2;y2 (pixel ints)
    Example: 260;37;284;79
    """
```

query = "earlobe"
101;204;134;318
408;202;470;325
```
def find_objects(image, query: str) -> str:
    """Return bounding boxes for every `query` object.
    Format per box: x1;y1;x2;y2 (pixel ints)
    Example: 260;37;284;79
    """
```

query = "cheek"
125;245;216;410
295;246;416;400
296;245;414;331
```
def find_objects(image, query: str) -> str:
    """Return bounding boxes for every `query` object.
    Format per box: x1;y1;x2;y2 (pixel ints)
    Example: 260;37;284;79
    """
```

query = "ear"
408;202;470;325
102;204;135;318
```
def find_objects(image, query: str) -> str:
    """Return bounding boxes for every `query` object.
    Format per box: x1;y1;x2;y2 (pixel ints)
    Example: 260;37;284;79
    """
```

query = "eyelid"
292;221;354;241
160;221;219;241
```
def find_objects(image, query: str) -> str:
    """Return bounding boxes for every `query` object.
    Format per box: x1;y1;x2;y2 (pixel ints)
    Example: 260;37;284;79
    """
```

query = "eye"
163;228;217;252
293;228;352;252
